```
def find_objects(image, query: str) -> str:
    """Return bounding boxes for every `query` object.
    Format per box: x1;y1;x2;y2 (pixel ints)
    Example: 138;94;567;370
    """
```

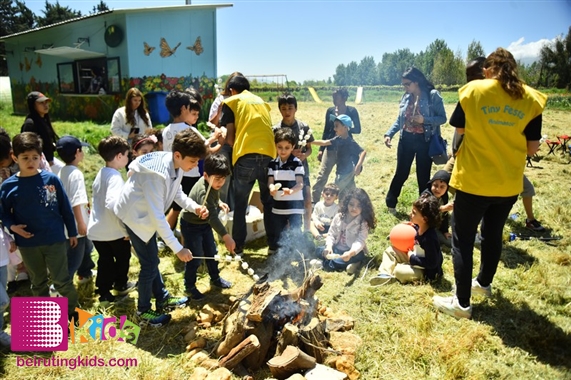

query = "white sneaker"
346;262;361;275
0;331;11;347
433;295;472;319
49;284;62;297
388;207;397;216
309;259;323;271
471;278;492;298
369;273;396;286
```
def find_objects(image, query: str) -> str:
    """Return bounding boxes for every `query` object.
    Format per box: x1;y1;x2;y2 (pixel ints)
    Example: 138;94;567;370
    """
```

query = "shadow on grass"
500;244;537;269
477;291;571;370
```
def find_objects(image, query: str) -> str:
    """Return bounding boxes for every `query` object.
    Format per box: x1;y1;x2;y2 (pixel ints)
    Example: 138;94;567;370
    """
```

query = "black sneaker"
6;281;19;294
211;277;232;289
526;219;546;232
185;287;205;300
136;309;172;327
156;295;188;311
114;281;138;296
99;293;118;305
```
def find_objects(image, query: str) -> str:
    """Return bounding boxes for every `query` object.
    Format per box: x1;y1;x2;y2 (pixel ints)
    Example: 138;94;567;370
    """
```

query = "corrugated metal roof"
0;4;233;41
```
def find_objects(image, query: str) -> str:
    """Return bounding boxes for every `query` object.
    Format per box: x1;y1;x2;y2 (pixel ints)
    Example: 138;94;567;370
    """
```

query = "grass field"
0;99;570;380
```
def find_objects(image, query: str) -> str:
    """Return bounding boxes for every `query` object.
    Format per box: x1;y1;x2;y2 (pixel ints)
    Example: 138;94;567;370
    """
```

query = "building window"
57;57;121;95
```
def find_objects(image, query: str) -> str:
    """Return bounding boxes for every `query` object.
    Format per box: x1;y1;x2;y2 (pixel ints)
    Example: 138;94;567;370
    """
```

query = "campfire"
184;271;362;380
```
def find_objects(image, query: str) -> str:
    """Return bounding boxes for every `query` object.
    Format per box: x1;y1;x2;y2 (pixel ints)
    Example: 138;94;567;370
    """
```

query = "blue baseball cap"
56;135;89;157
334;114;353;129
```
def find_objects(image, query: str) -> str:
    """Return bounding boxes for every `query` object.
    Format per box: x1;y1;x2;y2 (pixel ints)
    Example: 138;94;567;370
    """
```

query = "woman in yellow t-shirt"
433;48;547;320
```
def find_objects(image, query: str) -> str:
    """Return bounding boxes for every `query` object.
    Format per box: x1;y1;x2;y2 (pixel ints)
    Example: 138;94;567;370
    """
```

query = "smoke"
263;228;316;286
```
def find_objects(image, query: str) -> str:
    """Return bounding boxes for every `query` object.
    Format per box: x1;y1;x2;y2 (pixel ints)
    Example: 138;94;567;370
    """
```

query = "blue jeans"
180;219;220;291
66;236;95;279
315;246;365;271
386;132;432;208
231;153;273;251
125;226;169;313
451;190;517;303
0;265;8;331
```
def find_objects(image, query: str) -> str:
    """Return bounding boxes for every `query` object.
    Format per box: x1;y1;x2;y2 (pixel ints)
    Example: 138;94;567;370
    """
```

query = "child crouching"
370;193;443;285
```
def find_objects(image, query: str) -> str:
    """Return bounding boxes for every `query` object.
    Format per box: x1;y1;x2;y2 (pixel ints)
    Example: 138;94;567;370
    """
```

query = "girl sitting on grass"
370;193;443;285
314;187;376;274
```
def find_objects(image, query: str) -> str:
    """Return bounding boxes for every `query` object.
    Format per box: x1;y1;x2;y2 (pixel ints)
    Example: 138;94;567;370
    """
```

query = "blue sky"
23;0;571;82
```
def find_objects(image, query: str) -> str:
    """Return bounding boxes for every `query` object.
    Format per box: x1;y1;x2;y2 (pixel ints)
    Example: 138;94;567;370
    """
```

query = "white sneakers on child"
369;273;396;286
309;259;323;271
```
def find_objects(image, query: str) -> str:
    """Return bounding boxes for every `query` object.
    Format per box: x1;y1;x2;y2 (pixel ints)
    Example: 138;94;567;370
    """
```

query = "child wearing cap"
56;136;96;287
21;91;64;174
310;114;366;201
422;170;453;247
370;193;443;285
0;132;78;321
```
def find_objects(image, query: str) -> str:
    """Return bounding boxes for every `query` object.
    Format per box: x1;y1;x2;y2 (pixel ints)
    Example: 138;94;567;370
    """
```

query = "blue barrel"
145;91;170;124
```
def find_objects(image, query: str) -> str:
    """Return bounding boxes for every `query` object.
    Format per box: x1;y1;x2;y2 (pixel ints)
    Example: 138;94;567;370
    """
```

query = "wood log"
299;317;329;363
242;320;275;370
246;285;281;323
267;345;316;379
284;273;323;302
218;335;260;370
276;323;299;356
217;300;250;357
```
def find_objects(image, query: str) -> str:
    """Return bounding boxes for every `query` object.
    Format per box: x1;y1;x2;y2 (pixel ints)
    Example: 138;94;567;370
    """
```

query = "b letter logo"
11;297;69;351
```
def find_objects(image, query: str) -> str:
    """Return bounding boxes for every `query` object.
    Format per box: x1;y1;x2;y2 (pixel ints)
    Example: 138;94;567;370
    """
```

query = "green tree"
356;56;377;85
518;61;545;88
432;49;464;85
0;0;36;75
378;48;416;85
333;63;347;86
417;39;449;80
466;39;485;62
91;0;109;14
37;0;81;27
346;61;359;85
539;26;571;89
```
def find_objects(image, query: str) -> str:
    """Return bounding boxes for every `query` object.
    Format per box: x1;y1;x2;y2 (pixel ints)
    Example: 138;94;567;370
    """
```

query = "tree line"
1;1;569;90
332;29;571;90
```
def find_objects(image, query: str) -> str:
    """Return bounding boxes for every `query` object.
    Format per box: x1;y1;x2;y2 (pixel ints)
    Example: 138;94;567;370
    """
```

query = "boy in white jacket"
114;129;208;327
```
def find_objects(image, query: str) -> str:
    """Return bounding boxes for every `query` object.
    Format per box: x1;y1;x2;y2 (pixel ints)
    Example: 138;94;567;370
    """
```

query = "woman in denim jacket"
383;67;447;214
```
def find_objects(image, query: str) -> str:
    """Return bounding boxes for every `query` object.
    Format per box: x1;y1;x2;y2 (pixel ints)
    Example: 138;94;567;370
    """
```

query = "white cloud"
507;36;557;64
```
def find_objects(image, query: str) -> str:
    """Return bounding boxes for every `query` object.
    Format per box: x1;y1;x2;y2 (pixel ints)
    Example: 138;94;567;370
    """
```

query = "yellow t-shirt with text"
450;79;546;196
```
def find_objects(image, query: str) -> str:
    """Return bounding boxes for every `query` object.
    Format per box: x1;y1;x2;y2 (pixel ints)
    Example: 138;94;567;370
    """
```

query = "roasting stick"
202;177;213;207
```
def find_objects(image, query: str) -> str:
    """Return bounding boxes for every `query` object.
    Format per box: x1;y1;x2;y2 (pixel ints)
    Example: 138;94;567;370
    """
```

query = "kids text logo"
11;297;141;352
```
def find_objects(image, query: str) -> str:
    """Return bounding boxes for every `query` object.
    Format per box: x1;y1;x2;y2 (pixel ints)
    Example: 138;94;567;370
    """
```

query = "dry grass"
1;101;571;379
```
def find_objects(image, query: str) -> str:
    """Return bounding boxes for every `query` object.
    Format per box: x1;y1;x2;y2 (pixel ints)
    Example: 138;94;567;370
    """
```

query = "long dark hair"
339;188;376;230
25;95;59;142
124;88;151;127
484;48;525;100
402;67;435;95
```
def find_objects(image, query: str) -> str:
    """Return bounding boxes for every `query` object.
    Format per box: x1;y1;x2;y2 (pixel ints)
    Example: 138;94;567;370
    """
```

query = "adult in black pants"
433;48;547;319
383;68;447;215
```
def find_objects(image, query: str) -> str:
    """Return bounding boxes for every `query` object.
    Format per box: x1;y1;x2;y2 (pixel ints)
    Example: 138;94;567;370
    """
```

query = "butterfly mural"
35;54;42;68
160;38;181;58
24;56;31;72
143;42;155;56
186;36;203;56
